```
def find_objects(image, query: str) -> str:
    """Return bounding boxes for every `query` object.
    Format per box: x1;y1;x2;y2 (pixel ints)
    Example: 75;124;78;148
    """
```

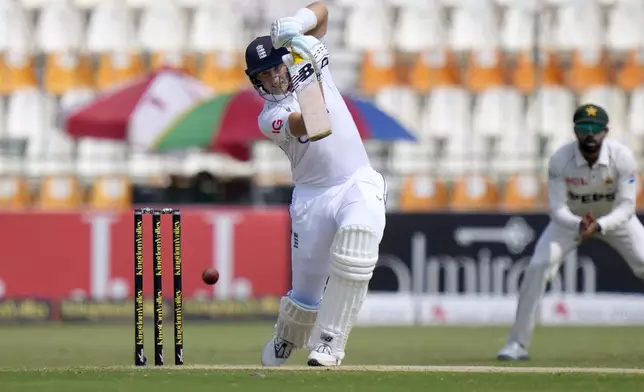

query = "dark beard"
579;136;601;153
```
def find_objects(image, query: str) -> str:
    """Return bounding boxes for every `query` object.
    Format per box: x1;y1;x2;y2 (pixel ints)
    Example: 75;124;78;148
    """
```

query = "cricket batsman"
498;103;644;360
244;1;388;367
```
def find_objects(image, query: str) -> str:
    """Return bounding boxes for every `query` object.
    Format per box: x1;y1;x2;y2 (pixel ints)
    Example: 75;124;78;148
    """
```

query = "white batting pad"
309;226;380;358
274;295;318;348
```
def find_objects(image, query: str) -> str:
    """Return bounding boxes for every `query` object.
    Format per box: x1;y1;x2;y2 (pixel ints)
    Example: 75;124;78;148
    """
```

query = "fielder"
244;1;387;367
498;103;643;360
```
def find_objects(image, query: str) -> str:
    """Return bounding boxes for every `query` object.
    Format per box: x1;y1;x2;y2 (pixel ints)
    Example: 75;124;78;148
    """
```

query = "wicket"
133;207;183;367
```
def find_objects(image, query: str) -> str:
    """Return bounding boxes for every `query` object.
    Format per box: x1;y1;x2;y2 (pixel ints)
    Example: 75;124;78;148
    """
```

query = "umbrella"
65;68;212;142
65;69;416;161
155;91;417;149
344;96;417;141
64;68;254;160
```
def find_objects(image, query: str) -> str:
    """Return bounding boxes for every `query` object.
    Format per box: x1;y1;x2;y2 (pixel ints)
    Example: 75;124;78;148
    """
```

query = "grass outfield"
0;323;643;391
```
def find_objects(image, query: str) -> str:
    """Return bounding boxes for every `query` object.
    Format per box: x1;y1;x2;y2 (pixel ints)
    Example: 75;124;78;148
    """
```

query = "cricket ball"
202;268;220;285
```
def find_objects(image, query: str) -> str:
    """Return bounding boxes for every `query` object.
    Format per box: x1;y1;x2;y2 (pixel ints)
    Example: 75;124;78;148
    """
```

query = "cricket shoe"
497;342;529;361
261;337;295;366
307;343;342;367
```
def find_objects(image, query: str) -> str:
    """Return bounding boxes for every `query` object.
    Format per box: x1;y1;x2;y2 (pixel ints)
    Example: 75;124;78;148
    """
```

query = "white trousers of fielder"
507;216;644;347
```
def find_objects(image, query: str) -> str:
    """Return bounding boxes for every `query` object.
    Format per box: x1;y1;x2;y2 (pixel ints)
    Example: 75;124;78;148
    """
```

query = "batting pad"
274;296;318;348
309;226;380;357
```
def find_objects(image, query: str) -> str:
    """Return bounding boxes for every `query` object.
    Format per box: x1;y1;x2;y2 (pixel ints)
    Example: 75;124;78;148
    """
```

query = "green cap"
573;104;609;126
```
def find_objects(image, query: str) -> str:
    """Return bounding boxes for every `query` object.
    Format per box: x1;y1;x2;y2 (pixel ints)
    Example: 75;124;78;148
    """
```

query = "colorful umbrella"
156;91;417;148
155;89;265;149
344;96;417;141
65;68;213;143
65;69;416;162
64;69;254;160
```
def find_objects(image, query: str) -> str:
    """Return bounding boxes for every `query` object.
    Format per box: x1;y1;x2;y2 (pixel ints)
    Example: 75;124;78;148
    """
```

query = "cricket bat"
289;51;332;142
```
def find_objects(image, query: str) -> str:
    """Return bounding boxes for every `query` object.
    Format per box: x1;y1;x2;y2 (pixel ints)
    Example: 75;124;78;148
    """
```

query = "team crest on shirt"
565;177;587;186
604;176;613;185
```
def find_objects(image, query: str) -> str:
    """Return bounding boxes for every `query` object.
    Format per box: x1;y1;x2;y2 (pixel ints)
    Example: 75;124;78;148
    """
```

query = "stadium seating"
0;176;31;209
500;174;545;211
89;176;132;209
399;176;448;212
448;174;500;211
37;175;84;209
0;0;641;210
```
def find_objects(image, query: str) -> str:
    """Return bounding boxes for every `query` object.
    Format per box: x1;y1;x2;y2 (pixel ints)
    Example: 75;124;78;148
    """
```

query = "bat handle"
308;49;322;76
290;39;322;76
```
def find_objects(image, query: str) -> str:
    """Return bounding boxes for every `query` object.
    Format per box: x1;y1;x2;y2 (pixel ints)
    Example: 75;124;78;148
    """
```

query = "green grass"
0;323;643;391
2;370;643;392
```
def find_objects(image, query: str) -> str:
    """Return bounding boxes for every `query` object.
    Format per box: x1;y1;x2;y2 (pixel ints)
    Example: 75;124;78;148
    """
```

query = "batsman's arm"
272;2;328;49
288;113;308;138
302;1;329;39
547;157;582;231
595;150;637;234
258;108;306;142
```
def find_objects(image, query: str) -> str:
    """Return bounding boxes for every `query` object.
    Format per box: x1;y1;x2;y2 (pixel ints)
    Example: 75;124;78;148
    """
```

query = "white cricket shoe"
307;343;342;367
261;337;295;366
497;342;529;361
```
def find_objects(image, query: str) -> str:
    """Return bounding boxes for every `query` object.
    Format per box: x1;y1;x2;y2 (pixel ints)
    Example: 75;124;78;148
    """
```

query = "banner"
354;293;644;326
540;294;644;325
0;299;53;323
371;213;644;296
57;297;281;322
3;209;644;325
0;208;290;301
355;294;518;326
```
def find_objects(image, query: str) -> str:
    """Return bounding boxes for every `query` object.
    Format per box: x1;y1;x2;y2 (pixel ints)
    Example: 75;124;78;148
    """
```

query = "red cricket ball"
202;268;220;285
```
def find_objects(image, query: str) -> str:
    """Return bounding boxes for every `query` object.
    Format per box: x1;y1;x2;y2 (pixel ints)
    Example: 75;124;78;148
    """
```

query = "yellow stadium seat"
408;49;460;94
0;176;31;209
399;176;449;211
617;50;644;92
360;50;398;96
89;176;132;210
568;49;610;92
448;174;500;210
96;52;146;91
511;50;564;94
37;176;84;210
43;52;94;95
1;52;37;94
198;51;247;94
150;52;198;76
0;57;9;95
500;174;545;211
464;49;506;92
254;172;292;188
637;174;644;211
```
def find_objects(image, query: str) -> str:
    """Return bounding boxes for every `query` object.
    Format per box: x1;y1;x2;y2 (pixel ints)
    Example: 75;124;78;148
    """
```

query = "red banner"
0;208;290;300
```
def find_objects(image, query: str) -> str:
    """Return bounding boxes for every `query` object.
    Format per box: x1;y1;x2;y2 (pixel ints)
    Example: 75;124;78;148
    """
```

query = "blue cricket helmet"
245;36;289;89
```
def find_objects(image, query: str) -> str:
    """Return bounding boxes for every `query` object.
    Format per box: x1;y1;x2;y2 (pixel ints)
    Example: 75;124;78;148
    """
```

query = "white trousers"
288;166;387;307
509;216;644;346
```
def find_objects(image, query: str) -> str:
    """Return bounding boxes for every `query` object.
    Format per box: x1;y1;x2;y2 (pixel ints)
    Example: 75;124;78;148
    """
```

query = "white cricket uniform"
257;60;387;307
507;139;644;347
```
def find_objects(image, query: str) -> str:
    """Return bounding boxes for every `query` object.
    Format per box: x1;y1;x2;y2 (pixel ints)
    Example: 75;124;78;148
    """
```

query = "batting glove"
290;35;329;74
270;17;303;49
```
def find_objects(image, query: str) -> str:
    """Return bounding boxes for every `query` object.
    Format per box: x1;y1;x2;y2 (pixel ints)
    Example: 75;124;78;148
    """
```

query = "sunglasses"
574;123;607;134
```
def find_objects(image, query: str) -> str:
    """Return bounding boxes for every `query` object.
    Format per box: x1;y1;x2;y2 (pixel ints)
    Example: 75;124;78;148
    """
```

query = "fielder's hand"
271;17;303;49
578;211;600;242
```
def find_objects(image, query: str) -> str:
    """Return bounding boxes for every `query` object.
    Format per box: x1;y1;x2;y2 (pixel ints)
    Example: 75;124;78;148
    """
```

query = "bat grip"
290;43;322;76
